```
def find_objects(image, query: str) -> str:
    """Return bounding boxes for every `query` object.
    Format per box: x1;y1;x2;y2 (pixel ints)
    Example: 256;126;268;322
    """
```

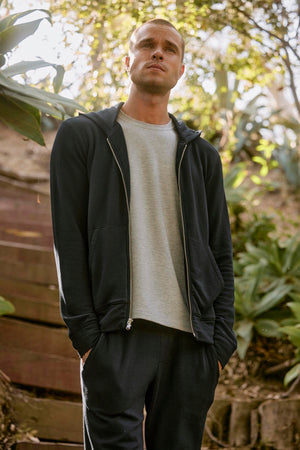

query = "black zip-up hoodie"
50;103;237;367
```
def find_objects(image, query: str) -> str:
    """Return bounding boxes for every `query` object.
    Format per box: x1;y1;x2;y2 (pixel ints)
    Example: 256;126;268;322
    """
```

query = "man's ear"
125;55;130;72
179;64;185;78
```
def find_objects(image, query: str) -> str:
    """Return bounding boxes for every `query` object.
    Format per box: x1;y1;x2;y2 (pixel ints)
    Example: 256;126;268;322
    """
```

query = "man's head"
125;19;185;96
129;19;185;62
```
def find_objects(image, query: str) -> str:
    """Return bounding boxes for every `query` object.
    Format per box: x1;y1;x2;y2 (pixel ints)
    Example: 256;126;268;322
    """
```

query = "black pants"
80;320;219;450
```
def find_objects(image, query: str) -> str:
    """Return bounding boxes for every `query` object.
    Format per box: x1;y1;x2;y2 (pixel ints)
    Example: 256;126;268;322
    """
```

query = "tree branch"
282;45;300;119
232;3;300;62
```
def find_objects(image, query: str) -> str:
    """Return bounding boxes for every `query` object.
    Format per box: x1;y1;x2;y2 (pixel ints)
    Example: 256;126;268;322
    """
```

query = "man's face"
126;23;185;96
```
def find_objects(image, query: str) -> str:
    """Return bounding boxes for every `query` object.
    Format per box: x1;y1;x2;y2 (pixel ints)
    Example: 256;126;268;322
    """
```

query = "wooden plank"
0;175;50;196
0;277;58;302
0;259;57;284
5;296;62;325
0;222;53;248
0;278;61;325
0;347;80;393
0;240;55;265
0;255;57;285
0;182;52;247
15;443;83;449
0;318;73;358
12;393;83;443
0;241;57;285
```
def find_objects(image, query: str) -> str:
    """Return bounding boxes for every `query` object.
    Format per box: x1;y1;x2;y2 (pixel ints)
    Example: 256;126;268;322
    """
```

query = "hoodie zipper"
178;143;195;337
107;138;133;330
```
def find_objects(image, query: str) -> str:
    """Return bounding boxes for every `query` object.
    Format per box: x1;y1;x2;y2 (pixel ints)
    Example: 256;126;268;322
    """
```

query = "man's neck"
122;88;170;125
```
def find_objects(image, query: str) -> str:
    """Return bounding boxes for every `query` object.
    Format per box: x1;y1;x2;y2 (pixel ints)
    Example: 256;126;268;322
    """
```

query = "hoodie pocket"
188;237;224;313
89;225;128;310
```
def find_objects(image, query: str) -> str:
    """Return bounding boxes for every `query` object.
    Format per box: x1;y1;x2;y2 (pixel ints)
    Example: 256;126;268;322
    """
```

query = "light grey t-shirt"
117;110;191;333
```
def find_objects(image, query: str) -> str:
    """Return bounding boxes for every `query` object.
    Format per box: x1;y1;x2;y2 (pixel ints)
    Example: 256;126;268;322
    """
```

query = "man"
50;18;237;450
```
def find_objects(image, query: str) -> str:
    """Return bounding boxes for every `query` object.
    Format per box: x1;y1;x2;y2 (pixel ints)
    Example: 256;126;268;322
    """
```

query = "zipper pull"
126;318;133;330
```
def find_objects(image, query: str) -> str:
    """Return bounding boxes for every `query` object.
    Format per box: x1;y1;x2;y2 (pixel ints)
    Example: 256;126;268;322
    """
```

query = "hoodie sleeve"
50;118;101;357
205;150;237;368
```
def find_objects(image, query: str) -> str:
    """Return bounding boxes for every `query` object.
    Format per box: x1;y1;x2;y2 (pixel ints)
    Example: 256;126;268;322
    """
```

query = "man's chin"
137;81;174;96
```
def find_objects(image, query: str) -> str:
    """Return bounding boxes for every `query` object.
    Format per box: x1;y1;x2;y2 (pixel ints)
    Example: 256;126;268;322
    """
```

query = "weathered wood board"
0;318;73;358
0;347;80;393
0;318;80;393
0;277;61;325
12;394;83;443
14;444;83;450
0;177;52;248
0;241;57;285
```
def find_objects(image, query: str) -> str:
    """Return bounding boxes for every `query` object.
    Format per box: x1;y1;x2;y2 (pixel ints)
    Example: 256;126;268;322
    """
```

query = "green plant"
280;300;300;386
236;233;300;292
0;8;85;145
234;233;300;358
234;213;276;255
234;274;290;358
223;162;249;239
224;163;248;205
0;296;15;315
273;135;300;188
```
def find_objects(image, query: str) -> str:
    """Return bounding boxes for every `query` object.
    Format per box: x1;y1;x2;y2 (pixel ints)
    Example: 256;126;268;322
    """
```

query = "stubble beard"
131;74;176;97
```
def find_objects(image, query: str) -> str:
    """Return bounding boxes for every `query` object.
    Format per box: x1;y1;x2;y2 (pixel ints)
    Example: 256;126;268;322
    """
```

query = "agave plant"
234;233;300;358
0;7;85;145
280;299;300;386
234;274;291;359
237;233;300;287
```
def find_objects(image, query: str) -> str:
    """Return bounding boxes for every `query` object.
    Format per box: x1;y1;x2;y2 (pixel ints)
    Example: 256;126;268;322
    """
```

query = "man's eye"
166;47;176;53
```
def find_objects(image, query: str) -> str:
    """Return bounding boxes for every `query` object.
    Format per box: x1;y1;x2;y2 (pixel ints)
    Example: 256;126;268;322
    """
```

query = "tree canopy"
1;0;300;167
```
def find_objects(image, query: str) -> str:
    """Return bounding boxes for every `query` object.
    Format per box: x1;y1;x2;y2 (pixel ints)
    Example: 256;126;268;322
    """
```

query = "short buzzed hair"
129;18;185;61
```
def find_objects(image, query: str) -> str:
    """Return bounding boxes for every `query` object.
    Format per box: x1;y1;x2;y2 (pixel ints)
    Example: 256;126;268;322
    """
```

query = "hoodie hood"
81;102;201;144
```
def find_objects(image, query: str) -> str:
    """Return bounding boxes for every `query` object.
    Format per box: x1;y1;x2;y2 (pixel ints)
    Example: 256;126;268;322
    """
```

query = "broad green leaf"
283;363;300;387
3;87;65;118
255;319;282;338
0;72;85;112
0;94;45;145
280;325;300;348
289;293;300;303
0;54;5;67
224;163;247;189
253;284;291;317
0;296;15;316
235;319;253;340
53;65;65;93
236;335;251;359
287;302;300;321
2;60;59;77
0;9;51;33
281;317;299;327
282;233;300;273
0;19;51;54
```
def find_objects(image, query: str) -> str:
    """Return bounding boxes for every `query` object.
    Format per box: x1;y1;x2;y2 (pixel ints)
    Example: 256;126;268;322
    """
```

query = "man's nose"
152;49;163;60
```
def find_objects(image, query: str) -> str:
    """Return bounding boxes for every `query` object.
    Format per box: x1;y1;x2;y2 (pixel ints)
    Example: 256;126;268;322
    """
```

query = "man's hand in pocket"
81;348;92;365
